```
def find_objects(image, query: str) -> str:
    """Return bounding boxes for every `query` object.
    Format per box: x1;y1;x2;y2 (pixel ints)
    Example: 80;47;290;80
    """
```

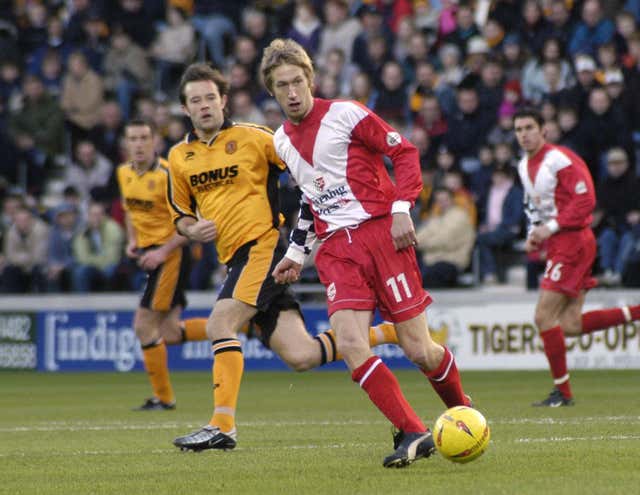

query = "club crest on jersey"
575;180;587;194
225;140;237;155
313;176;326;193
327;282;336;301
386;131;401;147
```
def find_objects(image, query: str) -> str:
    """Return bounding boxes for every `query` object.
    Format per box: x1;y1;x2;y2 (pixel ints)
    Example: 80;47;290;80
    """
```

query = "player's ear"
181;105;189;117
220;94;228;111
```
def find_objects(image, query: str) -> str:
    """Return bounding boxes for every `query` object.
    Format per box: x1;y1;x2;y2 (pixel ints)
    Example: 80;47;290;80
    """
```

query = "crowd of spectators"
1;0;640;294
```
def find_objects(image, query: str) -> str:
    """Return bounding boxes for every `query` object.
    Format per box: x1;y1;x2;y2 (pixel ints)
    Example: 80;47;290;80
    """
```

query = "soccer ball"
433;406;490;463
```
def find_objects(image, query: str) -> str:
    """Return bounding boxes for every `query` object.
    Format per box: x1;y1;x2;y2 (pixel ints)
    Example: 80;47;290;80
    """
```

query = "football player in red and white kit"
515;107;640;406
260;38;471;468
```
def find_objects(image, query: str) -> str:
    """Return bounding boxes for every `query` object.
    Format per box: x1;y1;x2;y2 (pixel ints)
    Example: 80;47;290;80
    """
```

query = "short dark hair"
178;63;229;105
124;118;156;135
513;106;544;127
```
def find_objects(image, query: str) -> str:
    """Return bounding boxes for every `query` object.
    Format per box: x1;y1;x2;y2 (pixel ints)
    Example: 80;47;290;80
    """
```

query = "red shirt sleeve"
555;161;596;230
350;107;423;205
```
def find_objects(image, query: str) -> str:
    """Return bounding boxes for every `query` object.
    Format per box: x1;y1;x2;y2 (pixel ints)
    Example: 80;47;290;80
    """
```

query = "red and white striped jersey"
517;142;595;234
274;98;422;261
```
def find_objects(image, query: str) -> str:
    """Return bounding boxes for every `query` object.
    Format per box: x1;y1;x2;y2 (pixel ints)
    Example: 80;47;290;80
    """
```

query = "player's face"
270;64;314;124
182;80;227;137
514;116;545;156
124;125;155;167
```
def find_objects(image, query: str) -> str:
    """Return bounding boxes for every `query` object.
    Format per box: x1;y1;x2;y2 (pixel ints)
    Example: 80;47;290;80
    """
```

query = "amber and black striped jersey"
117;158;175;249
166;120;286;264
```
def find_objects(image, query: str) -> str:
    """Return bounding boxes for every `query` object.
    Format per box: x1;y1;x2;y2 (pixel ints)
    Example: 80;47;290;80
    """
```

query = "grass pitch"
1;369;639;495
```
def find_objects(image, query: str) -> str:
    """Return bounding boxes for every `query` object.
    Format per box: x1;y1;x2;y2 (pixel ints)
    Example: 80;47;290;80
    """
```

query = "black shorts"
140;245;190;311
218;228;302;347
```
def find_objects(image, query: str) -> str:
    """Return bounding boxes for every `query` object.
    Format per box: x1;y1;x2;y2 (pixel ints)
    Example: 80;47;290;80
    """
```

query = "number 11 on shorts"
386;273;413;302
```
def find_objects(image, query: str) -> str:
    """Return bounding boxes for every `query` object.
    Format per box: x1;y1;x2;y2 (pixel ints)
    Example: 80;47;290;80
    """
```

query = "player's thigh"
269;309;316;367
133;307;164;344
208;298;257;339
158;305;184;344
558;291;586;336
140;247;187;312
535;289;571;331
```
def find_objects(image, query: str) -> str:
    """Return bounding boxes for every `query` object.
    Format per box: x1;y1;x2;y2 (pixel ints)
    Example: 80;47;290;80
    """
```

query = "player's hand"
391;212;418;251
126;241;139;259
186;219;217;242
524;237;540;253
528;225;552;244
138;248;167;271
272;257;302;284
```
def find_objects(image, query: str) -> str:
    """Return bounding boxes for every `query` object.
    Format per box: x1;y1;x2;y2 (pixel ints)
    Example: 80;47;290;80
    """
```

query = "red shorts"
540;228;597;298
315;215;432;322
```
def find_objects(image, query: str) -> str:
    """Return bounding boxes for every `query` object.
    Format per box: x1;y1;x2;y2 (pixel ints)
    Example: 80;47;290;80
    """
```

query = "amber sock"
208;339;244;433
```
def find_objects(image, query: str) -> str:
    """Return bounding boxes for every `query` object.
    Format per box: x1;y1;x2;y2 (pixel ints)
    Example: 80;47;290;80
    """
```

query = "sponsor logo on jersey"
313;176;325;193
386;132;401;147
225;141;237;155
327;282;336;301
575;181;587;194
189;165;239;190
125;198;154;211
185;151;195;160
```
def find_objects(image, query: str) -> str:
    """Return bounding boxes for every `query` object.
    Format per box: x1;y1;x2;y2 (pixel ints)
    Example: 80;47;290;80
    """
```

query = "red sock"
582;305;640;333
352;356;426;433
423;347;470;408
540;327;572;398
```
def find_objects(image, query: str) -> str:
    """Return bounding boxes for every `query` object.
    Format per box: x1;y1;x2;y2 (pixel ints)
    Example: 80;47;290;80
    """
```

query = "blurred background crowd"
1;0;640;294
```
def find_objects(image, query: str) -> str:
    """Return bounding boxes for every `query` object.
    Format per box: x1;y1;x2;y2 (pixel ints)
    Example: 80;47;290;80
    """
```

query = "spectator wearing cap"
60;50;104;145
46;202;81;292
464;36;490;75
556;55;598;114
285;1;322;56
1;206;49;293
592;147;640;286
519;0;553;57
568;0;615;58
443;4;480;58
317;0;362;67
602;68;636;131
415;186;476;288
522;37;575;105
475;165;524;284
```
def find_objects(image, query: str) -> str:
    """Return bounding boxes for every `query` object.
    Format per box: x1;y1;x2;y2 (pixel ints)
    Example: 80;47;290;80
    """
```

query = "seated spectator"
285;0;322;56
88;100;124;165
1;206;48;293
475;166;524;284
63;140;113;202
191;1;237;68
60;50;104;145
522;37;574;105
593;147;640;286
370;60;410;126
568;0;615;58
46;202;80;292
415;187;476;288
71;202;124;292
150;5;196;99
103;28;152;120
442;169;478;227
262;99;284;131
230;88;266;125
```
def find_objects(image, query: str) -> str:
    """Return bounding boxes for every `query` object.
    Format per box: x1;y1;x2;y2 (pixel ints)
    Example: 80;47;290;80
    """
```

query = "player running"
514;107;640;406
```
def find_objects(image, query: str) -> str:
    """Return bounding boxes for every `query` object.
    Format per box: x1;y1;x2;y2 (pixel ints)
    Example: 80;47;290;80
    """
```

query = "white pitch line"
2;435;640;459
2;415;640;433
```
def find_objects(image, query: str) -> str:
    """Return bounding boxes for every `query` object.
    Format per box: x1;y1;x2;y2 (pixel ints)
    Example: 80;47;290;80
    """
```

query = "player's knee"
336;333;368;360
560;317;582;336
135;325;159;346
